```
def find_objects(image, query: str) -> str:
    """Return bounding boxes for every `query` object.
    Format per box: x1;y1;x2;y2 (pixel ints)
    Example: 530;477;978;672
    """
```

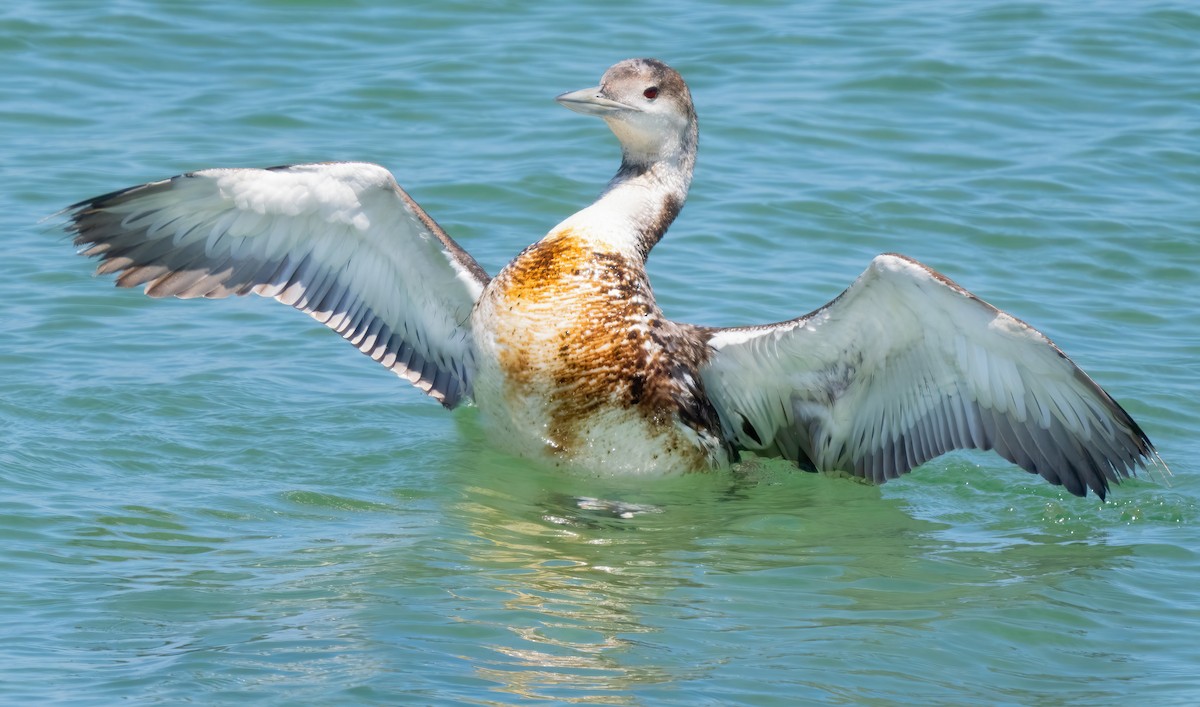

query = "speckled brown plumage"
484;228;725;465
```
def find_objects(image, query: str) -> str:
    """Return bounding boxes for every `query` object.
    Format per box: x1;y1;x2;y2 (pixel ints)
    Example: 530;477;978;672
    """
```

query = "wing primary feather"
354;316;385;352
393;341;415;371
332;297;368;335
174;257;236;299
963;402;989;450
368;323;395;362
341;299;374;341
317;283;358;327
275;253;318;306
295;266;340;315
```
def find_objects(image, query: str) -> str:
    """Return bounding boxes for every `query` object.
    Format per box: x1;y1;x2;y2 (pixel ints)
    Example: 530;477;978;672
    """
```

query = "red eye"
643;86;659;99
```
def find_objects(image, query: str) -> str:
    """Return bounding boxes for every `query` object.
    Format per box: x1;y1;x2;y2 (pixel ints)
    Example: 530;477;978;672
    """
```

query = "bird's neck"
553;138;696;262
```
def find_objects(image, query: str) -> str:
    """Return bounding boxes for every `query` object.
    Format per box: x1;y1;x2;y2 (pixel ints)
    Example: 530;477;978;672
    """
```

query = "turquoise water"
4;0;1199;703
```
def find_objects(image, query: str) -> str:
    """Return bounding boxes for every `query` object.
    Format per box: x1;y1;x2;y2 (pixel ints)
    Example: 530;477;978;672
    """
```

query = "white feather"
68;162;489;407
702;253;1161;497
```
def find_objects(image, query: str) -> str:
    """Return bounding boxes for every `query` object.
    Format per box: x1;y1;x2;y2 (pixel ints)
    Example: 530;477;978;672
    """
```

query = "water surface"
2;1;1198;704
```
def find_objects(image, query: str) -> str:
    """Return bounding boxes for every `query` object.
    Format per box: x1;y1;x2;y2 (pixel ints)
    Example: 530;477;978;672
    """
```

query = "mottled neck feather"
594;120;697;261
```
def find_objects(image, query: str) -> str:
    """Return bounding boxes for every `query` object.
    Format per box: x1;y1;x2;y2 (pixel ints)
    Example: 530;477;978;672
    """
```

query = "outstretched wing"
701;253;1166;498
66;162;490;407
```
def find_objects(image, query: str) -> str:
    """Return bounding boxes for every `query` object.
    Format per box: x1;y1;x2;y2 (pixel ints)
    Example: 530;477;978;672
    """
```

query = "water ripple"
2;0;1198;703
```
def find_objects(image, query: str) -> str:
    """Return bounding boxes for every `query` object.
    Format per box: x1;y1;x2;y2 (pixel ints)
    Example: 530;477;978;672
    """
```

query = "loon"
65;58;1166;498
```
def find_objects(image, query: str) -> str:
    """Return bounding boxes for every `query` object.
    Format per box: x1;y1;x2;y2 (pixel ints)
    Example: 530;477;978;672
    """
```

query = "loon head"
556;58;697;169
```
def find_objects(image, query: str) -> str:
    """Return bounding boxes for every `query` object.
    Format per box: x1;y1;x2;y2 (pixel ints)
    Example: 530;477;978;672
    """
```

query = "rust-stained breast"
484;228;724;466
